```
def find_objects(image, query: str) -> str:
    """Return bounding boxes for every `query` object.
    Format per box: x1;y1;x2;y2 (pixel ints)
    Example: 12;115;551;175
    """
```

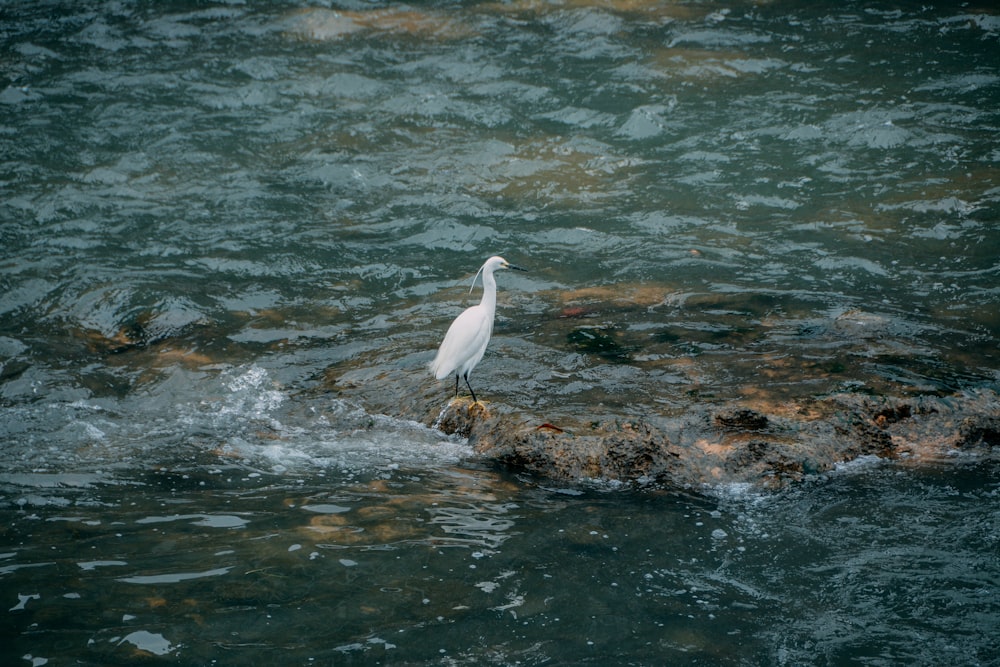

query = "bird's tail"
428;350;451;380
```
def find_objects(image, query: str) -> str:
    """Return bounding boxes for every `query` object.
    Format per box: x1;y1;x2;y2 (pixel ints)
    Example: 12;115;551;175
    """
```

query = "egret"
430;256;526;403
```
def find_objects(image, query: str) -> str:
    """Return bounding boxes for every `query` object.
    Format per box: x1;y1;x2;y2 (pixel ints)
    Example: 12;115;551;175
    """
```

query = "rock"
325;359;1000;488
715;408;769;431
725;439;806;484
958;416;1000;450
838;414;896;460
429;400;681;482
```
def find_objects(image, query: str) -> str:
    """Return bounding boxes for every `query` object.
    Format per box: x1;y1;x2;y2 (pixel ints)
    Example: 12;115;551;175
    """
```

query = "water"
3;442;998;665
2;1;999;664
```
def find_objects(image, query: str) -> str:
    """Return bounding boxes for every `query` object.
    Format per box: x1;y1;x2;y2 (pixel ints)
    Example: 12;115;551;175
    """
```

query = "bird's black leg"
454;374;459;397
464;372;478;404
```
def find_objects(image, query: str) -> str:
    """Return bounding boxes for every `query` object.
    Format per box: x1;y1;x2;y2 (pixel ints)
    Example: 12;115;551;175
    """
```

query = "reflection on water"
2;0;999;664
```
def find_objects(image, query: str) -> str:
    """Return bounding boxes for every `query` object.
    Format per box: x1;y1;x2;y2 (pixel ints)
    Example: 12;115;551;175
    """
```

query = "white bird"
430;256;526;403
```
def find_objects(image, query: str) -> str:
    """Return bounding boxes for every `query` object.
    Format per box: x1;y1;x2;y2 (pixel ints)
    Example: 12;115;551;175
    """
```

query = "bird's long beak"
506;263;527;272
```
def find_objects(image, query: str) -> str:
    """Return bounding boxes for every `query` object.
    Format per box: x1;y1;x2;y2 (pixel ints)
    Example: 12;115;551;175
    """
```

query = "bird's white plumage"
430;256;523;401
430;303;492;380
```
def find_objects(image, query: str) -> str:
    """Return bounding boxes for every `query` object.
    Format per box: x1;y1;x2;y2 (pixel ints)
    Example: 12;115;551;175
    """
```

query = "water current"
2;1;999;664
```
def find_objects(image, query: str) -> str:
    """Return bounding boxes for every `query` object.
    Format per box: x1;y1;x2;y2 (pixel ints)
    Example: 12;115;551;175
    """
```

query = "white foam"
831;454;885;474
1;364;472;484
117;631;176;656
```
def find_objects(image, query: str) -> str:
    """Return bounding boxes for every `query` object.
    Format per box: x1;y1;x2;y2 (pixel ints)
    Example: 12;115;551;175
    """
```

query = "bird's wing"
430;305;492;380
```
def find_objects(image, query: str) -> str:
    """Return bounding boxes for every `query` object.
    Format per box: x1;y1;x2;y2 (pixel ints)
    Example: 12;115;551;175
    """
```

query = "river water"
2;1;999;664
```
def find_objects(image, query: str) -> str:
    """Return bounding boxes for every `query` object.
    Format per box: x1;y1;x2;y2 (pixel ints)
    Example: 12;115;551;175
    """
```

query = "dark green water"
3;454;998;665
2;1;999;664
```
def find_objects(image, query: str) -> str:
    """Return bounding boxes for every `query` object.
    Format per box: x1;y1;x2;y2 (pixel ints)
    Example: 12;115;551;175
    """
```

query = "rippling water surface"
3;435;998;665
2;1;999;664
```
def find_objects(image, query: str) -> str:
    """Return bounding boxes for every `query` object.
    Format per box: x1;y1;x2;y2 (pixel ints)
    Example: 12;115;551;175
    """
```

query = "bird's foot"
448;395;489;416
466;399;490;418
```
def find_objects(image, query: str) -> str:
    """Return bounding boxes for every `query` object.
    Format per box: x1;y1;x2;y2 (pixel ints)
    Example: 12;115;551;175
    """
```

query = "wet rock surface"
327;361;1000;489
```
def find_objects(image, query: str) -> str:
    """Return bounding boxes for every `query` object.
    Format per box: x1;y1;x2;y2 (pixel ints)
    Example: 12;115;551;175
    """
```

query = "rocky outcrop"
329;361;1000;488
323;286;999;489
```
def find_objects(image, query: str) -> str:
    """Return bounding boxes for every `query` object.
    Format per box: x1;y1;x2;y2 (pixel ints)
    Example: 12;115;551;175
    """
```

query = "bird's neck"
479;270;497;310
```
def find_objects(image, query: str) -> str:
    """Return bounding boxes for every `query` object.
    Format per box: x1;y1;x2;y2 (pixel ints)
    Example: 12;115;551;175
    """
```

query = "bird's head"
470;256;527;292
488;256;527;273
